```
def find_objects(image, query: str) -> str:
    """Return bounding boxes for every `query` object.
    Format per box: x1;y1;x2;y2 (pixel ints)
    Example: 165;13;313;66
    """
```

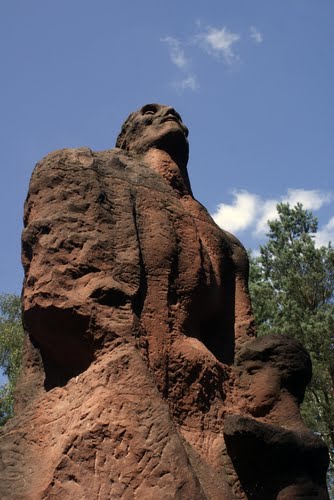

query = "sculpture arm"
21;147;142;389
223;230;256;351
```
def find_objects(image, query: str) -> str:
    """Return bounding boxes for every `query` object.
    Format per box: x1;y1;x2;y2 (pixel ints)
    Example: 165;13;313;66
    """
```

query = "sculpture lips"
161;116;180;124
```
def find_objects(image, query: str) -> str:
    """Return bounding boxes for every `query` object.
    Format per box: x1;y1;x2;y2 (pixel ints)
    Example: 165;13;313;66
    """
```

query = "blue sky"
0;0;333;296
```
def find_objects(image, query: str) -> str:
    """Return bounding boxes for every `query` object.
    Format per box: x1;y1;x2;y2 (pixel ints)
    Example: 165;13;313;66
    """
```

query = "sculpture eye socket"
141;104;158;116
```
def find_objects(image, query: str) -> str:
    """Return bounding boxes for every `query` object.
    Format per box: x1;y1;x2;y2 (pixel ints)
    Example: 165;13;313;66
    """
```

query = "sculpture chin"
130;123;189;170
153;128;189;170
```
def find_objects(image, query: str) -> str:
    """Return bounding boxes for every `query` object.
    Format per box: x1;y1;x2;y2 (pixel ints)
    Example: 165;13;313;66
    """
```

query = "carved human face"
116;103;189;167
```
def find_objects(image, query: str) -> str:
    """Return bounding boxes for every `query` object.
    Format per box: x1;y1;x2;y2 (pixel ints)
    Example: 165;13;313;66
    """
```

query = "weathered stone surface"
0;104;329;498
224;414;329;499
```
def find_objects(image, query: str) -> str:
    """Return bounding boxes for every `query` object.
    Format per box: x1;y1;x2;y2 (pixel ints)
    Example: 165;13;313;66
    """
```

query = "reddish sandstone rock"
0;104;329;499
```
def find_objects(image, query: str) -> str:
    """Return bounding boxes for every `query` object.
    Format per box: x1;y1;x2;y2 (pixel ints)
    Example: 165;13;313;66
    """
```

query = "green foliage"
249;203;334;492
0;293;24;425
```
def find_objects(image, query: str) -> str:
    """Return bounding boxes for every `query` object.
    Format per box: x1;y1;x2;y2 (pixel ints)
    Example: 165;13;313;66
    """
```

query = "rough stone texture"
0;104;329;499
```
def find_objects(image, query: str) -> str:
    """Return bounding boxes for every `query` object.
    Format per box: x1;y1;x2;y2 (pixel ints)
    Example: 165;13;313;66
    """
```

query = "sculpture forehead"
123;103;182;125
141;103;169;111
138;103;174;114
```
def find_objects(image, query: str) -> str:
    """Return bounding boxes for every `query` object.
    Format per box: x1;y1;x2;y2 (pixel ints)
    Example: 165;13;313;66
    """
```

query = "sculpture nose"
164;107;182;121
162;106;188;137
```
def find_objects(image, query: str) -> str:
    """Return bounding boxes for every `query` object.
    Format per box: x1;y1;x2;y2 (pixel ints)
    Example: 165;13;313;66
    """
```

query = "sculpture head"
116;104;189;170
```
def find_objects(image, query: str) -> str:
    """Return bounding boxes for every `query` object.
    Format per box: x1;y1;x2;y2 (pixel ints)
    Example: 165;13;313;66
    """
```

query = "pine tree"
0;293;24;425
249;203;334;490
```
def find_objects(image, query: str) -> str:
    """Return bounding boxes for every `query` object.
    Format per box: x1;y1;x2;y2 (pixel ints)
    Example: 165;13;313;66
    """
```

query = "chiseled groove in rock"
130;190;148;320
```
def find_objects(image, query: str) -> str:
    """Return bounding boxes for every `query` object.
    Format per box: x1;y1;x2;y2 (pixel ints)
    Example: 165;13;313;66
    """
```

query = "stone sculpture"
0;104;329;499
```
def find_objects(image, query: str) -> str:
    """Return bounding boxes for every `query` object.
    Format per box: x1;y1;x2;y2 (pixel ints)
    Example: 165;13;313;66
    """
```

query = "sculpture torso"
22;145;252;393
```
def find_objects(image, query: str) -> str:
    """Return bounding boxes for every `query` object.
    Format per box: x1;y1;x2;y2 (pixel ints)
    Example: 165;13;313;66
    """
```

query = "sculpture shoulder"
31;147;166;187
33;147;114;175
184;197;249;273
27;146;174;208
222;229;249;273
29;147;132;189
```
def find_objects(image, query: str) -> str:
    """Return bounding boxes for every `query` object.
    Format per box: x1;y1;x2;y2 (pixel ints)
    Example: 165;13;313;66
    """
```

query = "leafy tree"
0;293;24;425
249;202;334;491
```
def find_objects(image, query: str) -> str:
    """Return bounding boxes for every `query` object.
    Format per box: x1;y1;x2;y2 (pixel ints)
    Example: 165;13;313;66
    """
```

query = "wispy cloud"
194;26;240;64
161;36;189;70
175;74;199;91
161;23;262;90
212;189;333;245
250;26;263;44
161;36;198;92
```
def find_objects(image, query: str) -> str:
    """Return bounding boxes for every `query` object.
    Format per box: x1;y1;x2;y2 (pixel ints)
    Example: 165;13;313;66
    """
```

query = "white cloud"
316;217;334;248
212;189;332;239
212;191;259;232
255;199;278;234
194;26;240;64
161;36;188;69
284;188;331;210
250;26;263;44
255;189;332;234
